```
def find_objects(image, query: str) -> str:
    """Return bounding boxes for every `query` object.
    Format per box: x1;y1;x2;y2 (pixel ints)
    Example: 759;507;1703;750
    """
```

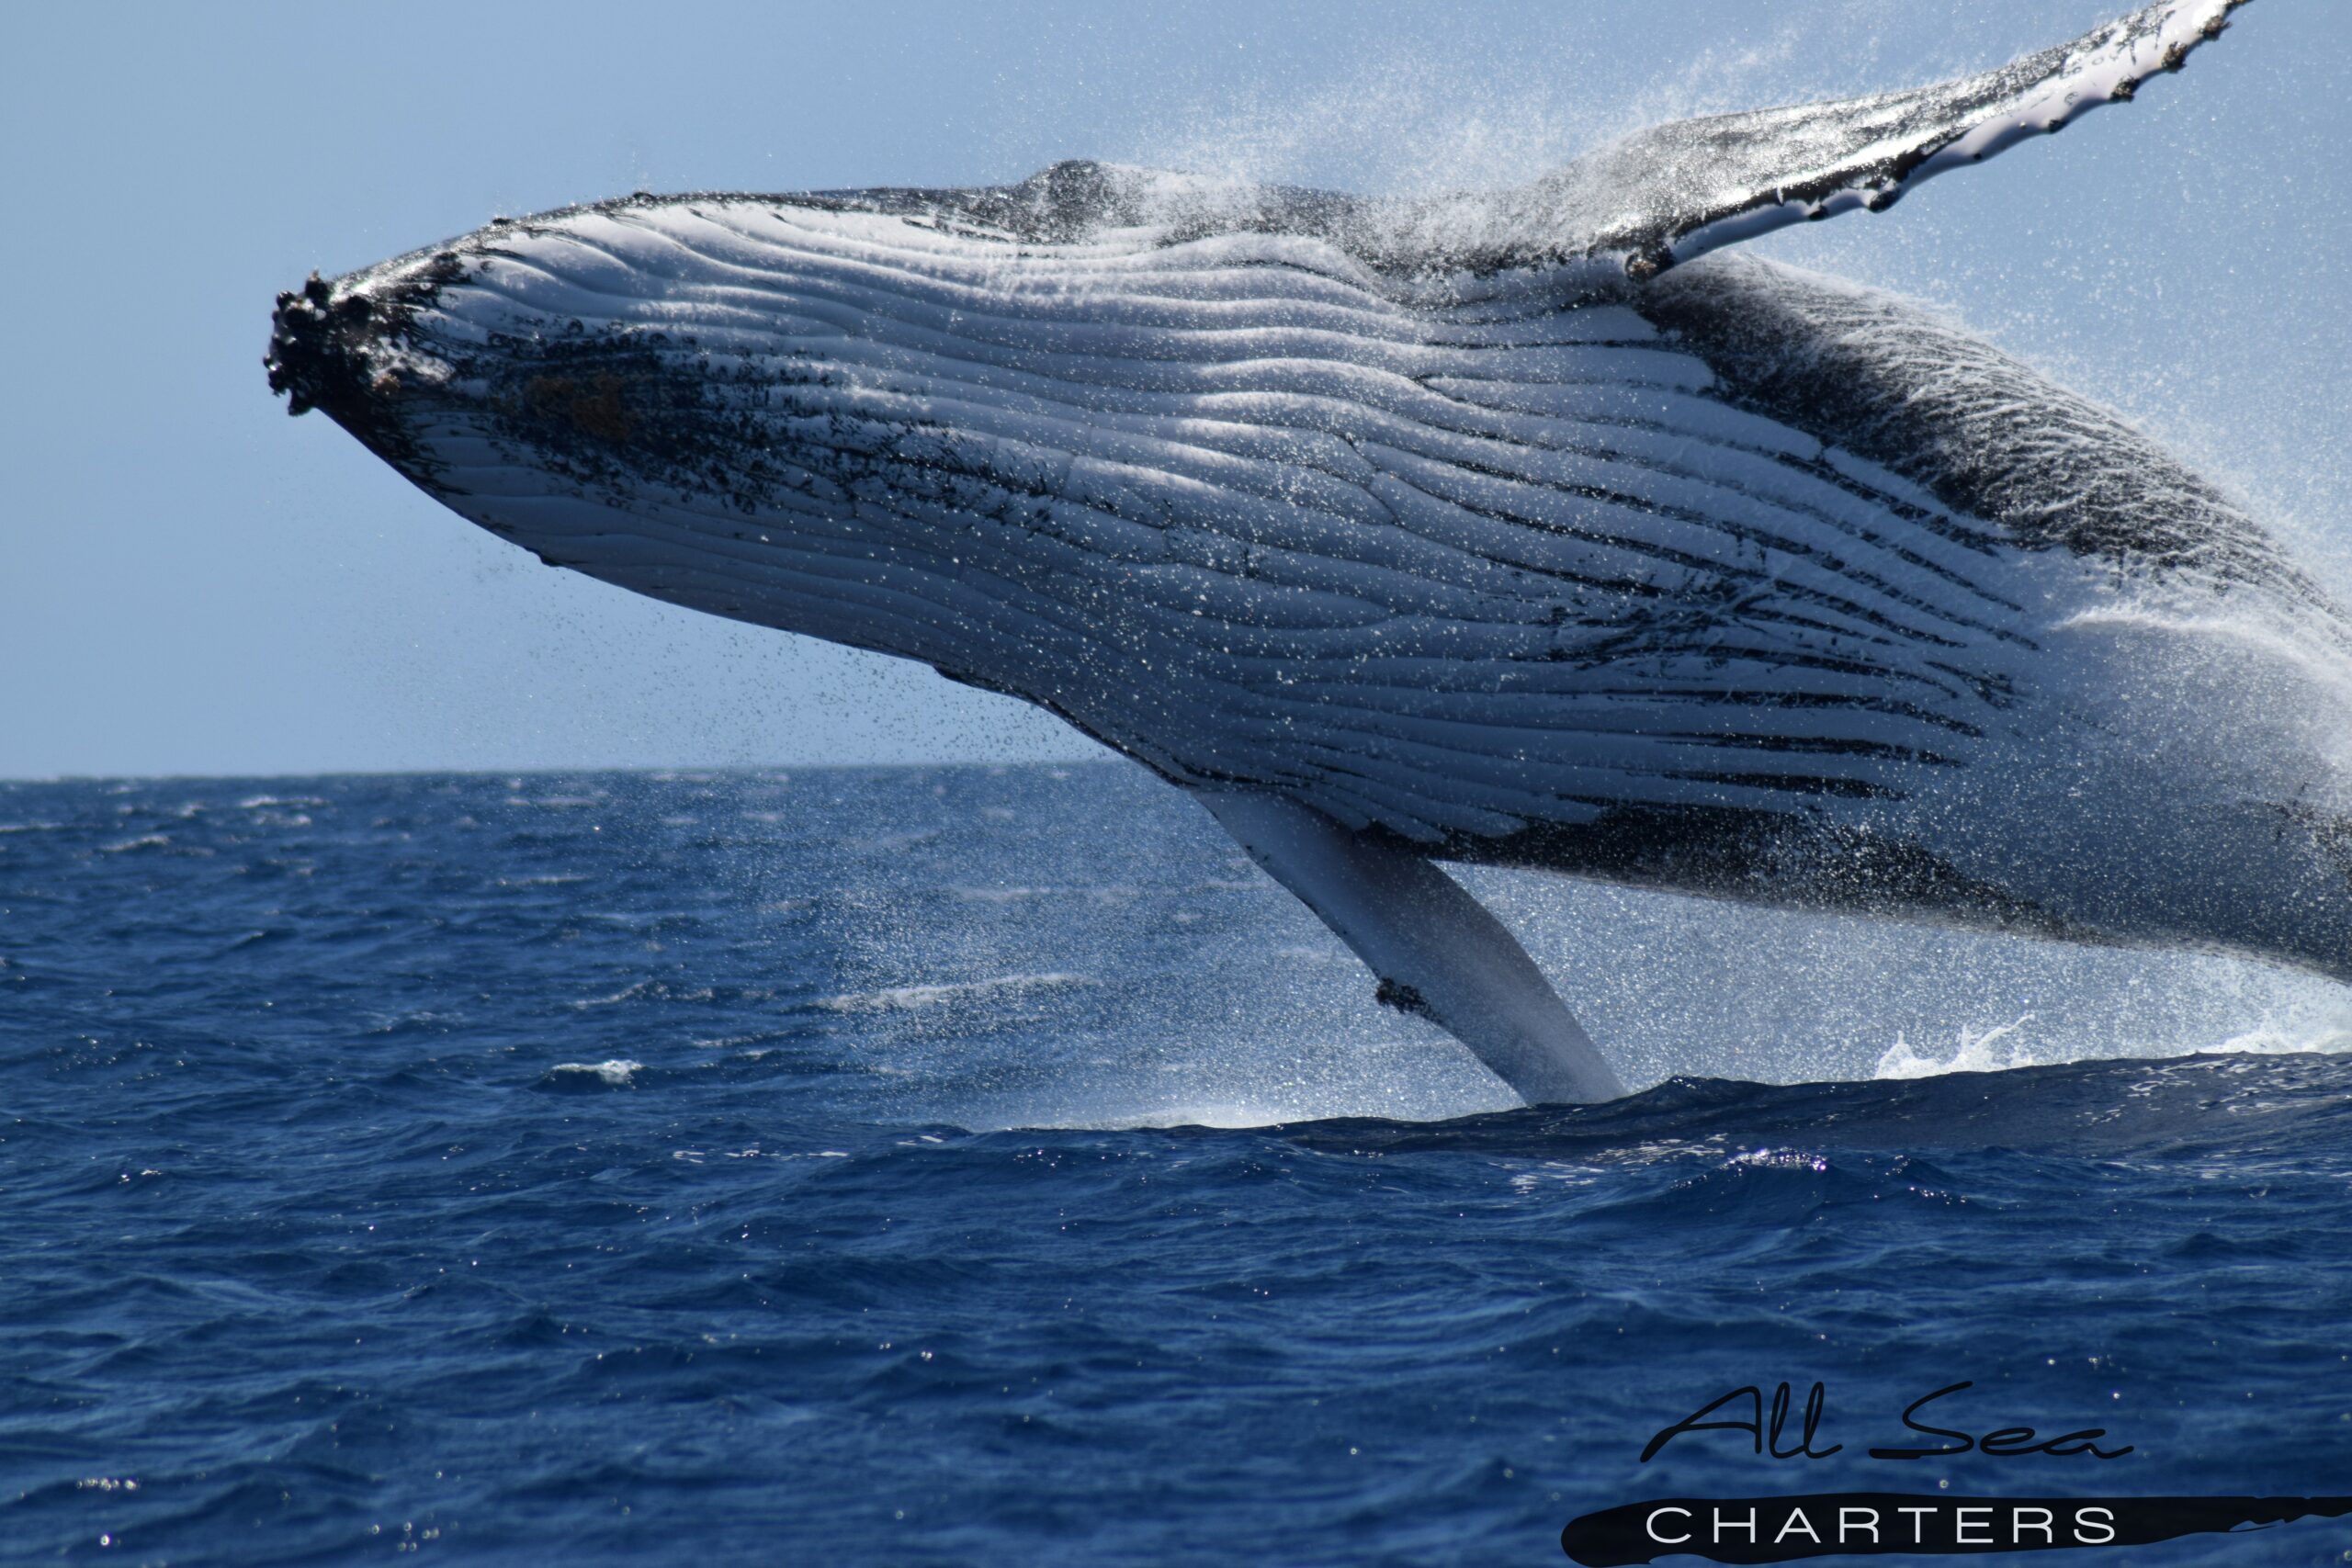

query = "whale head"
266;201;1030;665
267;211;845;513
265;264;452;470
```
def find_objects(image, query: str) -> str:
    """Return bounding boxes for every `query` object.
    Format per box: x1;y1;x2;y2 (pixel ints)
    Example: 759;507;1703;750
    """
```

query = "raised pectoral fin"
1509;0;2246;278
1195;789;1626;1106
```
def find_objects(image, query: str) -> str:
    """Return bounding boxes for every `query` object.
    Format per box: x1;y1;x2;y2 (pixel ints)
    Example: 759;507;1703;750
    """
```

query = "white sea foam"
1874;1006;2352;1081
1874;1013;2040;1079
548;1058;642;1087
571;979;722;1010
1724;1149;1831;1172
1089;1100;1295;1130
2207;1017;2352;1058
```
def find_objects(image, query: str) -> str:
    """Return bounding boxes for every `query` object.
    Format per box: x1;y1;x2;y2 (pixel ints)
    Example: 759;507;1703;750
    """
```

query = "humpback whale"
268;0;2351;1105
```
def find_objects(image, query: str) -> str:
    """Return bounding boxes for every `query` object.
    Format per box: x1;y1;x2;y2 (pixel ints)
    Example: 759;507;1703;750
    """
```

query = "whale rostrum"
271;0;2348;1104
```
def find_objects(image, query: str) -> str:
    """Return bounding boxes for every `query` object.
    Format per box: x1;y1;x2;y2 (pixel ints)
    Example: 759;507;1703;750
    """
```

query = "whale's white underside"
412;213;2050;836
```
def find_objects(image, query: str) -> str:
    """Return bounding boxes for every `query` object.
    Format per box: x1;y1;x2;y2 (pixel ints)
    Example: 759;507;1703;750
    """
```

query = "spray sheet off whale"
267;0;2352;1105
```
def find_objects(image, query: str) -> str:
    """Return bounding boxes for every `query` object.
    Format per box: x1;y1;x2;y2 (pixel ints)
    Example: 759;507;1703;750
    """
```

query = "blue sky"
3;0;2344;777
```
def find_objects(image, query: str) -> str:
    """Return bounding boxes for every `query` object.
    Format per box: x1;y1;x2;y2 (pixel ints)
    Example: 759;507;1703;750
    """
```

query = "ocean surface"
5;764;2351;1566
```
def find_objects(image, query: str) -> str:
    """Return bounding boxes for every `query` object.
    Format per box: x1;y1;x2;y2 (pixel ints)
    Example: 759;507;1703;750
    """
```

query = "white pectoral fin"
1509;0;2247;277
1195;789;1626;1106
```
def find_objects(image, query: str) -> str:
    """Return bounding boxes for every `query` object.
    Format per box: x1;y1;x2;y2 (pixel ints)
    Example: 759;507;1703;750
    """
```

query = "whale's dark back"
1642;253;2314;597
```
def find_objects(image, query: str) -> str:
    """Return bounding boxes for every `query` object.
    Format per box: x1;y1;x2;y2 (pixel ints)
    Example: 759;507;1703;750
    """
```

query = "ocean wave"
1287;1049;2352;1163
569;979;725;1010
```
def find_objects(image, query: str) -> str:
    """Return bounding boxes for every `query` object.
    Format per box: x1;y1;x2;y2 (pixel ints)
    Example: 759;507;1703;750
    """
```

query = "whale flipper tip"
1194;788;1627;1107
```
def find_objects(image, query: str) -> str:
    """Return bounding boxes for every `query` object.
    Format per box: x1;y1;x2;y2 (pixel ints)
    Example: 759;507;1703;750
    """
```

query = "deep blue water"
5;765;2351;1565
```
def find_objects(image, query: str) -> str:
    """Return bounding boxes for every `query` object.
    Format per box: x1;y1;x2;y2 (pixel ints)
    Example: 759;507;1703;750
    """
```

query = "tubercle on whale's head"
266;248;464;481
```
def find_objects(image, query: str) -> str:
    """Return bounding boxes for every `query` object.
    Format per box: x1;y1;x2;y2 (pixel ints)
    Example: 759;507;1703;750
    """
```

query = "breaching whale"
269;0;2351;1105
